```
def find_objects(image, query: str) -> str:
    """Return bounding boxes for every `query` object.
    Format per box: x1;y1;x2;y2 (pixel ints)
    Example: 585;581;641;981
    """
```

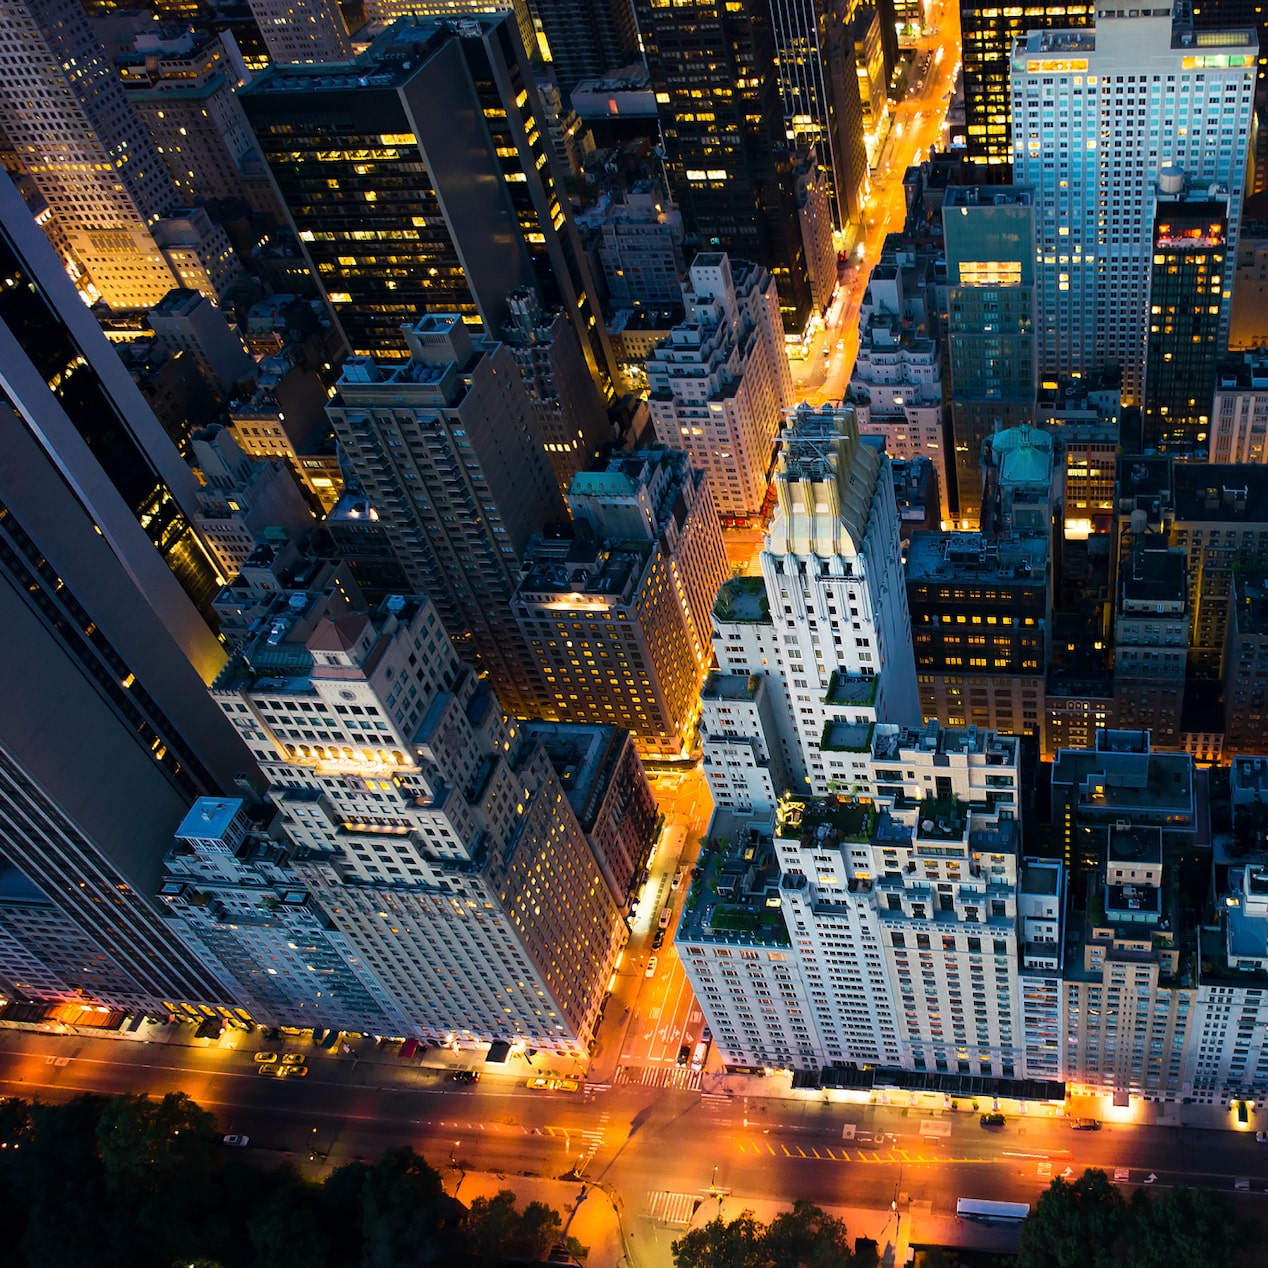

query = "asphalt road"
5;1029;1268;1227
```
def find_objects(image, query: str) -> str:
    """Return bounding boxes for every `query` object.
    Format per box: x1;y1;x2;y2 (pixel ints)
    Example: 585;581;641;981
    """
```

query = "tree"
673;1210;769;1268
464;1189;563;1265
357;1146;461;1268
250;1171;332;1268
765;1199;854;1268
1123;1186;1240;1268
1017;1169;1127;1268
96;1091;218;1191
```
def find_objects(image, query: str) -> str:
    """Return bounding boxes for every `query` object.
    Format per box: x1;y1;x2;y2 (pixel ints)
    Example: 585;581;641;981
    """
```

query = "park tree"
765;1199;854;1268
357;1146;462;1268
1122;1185;1241;1268
464;1189;563;1265
1017;1168;1127;1268
673;1209;770;1268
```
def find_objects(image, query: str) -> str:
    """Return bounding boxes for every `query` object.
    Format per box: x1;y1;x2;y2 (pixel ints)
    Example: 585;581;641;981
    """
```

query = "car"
278;1064;308;1078
645;955;658;978
258;1064;282;1077
527;1077;552;1089
221;1134;249;1147
1256;1131;1268;1143
1071;1118;1102;1131
448;1069;479;1084
702;1026;712;1044
282;1053;306;1065
672;869;684;889
254;1051;278;1063
980;1112;1006;1128
651;929;666;950
677;1044;690;1066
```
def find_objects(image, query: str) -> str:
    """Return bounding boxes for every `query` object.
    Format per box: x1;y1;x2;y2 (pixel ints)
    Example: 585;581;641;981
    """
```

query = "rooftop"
1173;466;1268;524
713;575;770;624
777;797;872;844
905;530;1047;585
703;672;761;702
1108;824;1163;866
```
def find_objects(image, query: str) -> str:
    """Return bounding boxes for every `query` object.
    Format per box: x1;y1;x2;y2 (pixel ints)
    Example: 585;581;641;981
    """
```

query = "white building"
850;305;949;525
1010;8;1256;402
209;588;627;1053
1210;351;1268;464
702;404;921;809
646;253;793;518
679;723;1052;1081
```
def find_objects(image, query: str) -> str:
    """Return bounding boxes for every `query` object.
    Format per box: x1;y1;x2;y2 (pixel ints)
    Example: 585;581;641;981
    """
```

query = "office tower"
228;351;344;512
322;496;412;607
241;14;614;394
208;588;626;1050
189;426;315;580
1222;574;1268;751
529;0;640;95
942;186;1037;527
113;23;284;219
328;315;563;719
679;724;1046;1080
0;0;182;308
849;273;949;526
1010;10;1255;405
152;207;244;304
1036;372;1122;537
363;0;538;65
765;0;869;227
148;288;255;397
1142;193;1229;455
645;254;793;520
704;404;921;804
245;0;354;63
580;181;687;309
1111;544;1189;745
1212;352;1268;462
633;0;816;332
1229;193;1268;350
0;173;225;625
519;721;657;910
503;287;612;494
907;530;1049;738
958;0;1093;175
162;797;407;1034
0;362;268;1012
513;449;728;757
794;152;838;311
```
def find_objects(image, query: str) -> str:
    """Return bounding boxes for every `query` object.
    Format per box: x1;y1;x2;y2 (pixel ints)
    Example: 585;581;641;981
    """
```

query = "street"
3;1027;1268;1234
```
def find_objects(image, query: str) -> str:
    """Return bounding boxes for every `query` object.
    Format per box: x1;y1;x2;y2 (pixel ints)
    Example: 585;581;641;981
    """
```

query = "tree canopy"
0;1091;569;1268
1017;1168;1243;1268
672;1200;871;1268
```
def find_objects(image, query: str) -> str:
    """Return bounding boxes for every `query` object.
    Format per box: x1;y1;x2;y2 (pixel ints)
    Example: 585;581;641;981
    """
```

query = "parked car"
257;1064;282;1077
645;956;658;978
980;1112;1006;1128
651;929;665;950
282;1053;306;1065
254;1052;278;1063
221;1134;249;1147
449;1069;479;1084
278;1065;308;1078
1071;1118;1102;1131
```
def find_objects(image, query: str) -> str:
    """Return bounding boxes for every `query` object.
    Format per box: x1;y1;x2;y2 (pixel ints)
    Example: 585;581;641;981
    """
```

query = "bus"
956;1198;1029;1223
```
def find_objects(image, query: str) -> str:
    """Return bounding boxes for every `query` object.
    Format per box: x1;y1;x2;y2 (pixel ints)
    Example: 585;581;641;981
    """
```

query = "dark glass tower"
1143;200;1228;456
958;0;1094;176
534;0;641;95
633;0;814;332
241;14;614;396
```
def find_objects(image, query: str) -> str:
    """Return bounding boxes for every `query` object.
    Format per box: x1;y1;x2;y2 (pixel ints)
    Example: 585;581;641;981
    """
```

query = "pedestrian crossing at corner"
645;1190;703;1227
613;1064;702;1091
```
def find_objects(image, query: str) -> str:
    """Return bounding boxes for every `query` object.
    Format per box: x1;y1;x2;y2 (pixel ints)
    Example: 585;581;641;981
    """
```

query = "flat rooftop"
906;530;1047;585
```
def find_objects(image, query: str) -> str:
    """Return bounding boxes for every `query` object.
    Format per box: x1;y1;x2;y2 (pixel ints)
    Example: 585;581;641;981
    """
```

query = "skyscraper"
765;0;870;226
241;13;614;393
327;314;564;719
958;0;1093;176
645;253;793;520
245;0;354;63
1010;9;1256;404
703;404;921;804
200;587;627;1051
0;0;180;307
530;0;641;95
633;0;815;332
0;181;265;1011
942;185;1037;526
0;174;224;629
1142;193;1229;455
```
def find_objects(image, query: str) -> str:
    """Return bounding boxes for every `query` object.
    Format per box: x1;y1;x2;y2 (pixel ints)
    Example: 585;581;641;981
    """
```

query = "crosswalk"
645;1190;703;1226
614;1064;703;1091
